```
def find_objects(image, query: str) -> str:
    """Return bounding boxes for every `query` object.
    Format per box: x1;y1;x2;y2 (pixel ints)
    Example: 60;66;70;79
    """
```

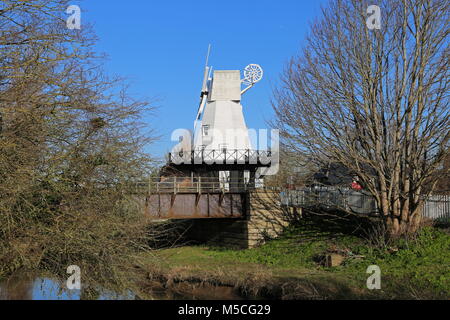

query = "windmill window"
202;125;209;136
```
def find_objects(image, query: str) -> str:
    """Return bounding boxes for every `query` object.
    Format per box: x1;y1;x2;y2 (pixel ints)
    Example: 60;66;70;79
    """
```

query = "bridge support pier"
181;190;298;249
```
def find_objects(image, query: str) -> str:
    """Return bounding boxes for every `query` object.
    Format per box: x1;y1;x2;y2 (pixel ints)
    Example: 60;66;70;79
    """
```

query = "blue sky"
80;0;328;160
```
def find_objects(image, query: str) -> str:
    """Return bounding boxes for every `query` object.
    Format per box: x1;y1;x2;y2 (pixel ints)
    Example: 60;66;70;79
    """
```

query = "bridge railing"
136;177;260;194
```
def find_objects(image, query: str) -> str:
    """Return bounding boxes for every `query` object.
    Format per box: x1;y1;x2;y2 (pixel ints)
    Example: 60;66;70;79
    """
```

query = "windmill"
166;47;269;191
192;48;264;155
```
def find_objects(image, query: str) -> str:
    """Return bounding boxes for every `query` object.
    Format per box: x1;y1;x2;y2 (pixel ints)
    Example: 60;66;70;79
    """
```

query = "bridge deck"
140;177;254;219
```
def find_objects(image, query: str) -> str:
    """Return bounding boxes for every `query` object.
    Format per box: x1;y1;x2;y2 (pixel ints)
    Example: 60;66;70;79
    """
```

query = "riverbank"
1;218;448;300
136;219;450;300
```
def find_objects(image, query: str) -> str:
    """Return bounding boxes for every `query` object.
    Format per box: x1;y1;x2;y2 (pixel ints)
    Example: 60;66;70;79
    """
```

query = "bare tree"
0;0;158;292
273;0;449;236
264;149;317;189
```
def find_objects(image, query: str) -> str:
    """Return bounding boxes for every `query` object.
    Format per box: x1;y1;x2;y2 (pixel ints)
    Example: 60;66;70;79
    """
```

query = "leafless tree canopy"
0;0;158;290
273;0;449;235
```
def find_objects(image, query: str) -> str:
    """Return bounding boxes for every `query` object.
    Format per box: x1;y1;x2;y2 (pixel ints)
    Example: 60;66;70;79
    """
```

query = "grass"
139;218;450;300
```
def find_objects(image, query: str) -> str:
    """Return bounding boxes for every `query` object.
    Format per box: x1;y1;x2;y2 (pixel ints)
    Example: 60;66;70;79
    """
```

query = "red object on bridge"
351;181;363;191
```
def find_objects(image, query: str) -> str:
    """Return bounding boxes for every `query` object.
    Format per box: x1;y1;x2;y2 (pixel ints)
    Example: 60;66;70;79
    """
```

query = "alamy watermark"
366;5;381;30
66;265;81;290
66;5;81;30
366;265;381;290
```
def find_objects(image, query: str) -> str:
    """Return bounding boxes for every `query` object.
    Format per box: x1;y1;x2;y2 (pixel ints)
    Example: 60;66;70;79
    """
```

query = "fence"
422;195;450;220
281;187;450;220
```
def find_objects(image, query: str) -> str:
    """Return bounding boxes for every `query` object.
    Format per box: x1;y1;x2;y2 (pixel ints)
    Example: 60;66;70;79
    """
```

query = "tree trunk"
385;202;423;237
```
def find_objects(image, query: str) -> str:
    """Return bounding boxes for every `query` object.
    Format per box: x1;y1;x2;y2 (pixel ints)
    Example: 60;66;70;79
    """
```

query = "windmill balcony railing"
167;149;273;166
136;177;260;194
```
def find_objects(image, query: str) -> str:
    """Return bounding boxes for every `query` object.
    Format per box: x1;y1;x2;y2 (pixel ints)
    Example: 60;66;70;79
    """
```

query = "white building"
166;53;269;191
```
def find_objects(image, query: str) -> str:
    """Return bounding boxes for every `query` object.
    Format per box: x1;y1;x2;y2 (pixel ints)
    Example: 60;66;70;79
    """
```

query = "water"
0;274;134;300
0;274;243;300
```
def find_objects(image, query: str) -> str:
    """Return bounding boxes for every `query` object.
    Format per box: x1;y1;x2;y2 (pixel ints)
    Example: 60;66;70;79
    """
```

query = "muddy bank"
136;266;369;300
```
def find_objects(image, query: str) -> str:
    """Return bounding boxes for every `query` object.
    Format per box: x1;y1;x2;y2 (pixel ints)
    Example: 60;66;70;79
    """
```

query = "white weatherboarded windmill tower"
165;47;270;191
193;53;263;156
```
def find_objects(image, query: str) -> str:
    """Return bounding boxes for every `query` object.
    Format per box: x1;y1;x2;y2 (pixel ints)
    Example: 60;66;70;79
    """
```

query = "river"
0;274;134;300
0;273;243;300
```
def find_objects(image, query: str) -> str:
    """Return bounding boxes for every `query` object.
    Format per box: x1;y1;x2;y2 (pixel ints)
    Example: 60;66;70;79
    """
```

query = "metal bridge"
141;177;259;220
